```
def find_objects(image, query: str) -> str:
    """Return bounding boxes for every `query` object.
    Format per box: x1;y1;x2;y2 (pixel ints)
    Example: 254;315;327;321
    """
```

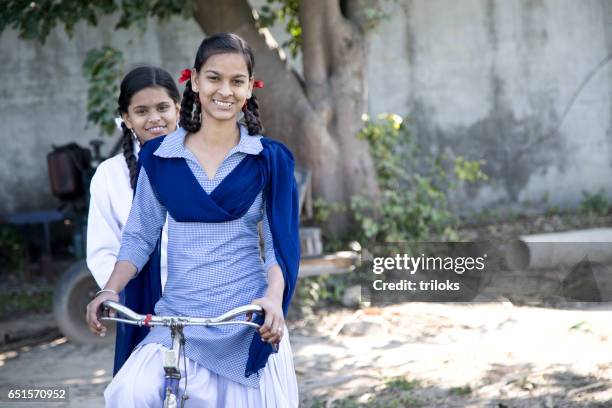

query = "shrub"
351;113;487;244
580;190;610;216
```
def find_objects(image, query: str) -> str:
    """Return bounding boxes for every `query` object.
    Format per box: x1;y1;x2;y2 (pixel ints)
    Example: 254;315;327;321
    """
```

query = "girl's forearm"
266;264;285;302
103;260;138;293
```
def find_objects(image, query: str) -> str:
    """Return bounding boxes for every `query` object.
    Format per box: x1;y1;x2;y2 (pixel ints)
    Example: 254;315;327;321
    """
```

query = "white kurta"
86;148;169;290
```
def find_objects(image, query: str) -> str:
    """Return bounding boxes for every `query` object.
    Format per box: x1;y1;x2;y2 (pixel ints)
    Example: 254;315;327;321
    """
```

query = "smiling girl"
87;34;300;407
86;66;180;376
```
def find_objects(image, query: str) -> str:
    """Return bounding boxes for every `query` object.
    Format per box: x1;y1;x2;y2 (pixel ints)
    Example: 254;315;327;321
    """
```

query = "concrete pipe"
506;228;612;270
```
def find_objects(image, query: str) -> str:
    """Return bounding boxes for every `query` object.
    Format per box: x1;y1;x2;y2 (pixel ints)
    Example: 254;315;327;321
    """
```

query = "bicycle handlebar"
100;300;264;329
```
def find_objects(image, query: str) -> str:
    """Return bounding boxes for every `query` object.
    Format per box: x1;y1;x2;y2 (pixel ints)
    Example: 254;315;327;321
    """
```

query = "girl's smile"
122;86;180;143
145;125;168;136
192;53;253;123
212;99;234;109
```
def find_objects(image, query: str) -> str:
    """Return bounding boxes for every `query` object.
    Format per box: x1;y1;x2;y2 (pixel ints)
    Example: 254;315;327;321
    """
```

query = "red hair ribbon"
178;68;191;84
253;80;264;89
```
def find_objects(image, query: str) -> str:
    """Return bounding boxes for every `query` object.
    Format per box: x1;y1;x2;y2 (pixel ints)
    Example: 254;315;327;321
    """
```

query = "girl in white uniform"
86;65;180;291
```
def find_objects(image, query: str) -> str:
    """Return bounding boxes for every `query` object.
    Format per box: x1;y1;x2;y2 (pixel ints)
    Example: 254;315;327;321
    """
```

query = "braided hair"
243;94;262;136
117;66;180;189
119;123;139;188
179;33;263;135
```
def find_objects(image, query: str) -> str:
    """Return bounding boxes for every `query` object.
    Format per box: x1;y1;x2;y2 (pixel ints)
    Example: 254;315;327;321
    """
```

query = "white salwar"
104;325;299;407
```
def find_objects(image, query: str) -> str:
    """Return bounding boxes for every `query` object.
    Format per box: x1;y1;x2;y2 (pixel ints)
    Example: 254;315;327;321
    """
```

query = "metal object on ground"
298;251;359;278
506;228;612;270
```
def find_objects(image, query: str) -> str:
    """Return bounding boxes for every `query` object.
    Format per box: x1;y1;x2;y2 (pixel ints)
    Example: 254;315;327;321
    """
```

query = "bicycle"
100;300;266;408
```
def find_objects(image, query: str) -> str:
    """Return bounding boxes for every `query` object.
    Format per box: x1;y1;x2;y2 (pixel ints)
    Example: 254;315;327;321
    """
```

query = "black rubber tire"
53;260;115;345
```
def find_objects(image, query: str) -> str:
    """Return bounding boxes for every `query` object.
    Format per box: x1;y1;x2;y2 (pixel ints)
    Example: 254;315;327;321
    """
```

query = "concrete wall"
0;15;204;213
368;0;612;213
1;0;611;215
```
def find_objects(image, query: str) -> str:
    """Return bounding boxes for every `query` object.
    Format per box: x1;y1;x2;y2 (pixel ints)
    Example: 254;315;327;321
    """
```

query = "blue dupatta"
113;134;300;378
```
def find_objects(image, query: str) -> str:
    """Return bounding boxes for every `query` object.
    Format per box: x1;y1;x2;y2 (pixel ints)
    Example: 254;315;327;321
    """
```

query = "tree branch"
325;0;356;62
324;0;349;30
298;1;327;86
194;0;257;39
343;0;384;33
298;0;338;120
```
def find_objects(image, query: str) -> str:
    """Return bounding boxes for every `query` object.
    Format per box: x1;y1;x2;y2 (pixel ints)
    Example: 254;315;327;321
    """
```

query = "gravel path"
1;302;611;407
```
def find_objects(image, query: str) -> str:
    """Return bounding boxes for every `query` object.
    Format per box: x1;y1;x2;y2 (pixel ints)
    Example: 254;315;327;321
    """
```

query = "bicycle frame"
100;300;264;408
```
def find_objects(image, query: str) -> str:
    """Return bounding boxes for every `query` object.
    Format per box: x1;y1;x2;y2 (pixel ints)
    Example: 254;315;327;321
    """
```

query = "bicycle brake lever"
100;304;110;318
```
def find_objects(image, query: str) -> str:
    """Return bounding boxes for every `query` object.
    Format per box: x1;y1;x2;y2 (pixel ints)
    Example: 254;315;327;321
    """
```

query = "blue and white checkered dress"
117;125;279;388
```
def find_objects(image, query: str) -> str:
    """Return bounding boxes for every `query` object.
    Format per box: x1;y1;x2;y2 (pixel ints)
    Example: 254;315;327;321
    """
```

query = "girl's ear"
191;69;199;92
121;112;133;129
248;77;254;96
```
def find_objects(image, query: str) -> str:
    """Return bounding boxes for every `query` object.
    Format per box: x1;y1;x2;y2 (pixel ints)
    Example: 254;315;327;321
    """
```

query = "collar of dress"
152;124;263;159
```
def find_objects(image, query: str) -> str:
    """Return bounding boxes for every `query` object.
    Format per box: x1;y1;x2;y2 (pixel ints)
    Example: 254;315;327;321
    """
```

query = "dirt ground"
1;302;611;407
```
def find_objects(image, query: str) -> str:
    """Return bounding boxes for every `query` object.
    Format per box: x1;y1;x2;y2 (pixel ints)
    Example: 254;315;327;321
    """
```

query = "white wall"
1;0;611;215
368;0;612;212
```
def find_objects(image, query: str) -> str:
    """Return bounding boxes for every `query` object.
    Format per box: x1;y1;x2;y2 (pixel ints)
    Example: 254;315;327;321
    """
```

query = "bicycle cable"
180;335;189;408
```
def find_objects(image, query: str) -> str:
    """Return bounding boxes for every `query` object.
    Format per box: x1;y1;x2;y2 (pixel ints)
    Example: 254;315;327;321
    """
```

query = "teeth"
148;126;165;132
214;100;233;108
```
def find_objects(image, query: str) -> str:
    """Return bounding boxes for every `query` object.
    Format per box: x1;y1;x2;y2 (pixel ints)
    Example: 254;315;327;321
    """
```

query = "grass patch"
0;284;54;320
310;376;423;407
449;385;472;396
385;376;421;391
580;190;610;216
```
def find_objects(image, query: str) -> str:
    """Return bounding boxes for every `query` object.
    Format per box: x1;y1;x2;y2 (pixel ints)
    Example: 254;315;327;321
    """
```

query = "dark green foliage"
1;0;115;42
309;376;422;407
256;0;301;57
351;113;487;243
0;284;54;319
449;385;472;396
0;226;24;274
579;190;610;216
82;46;125;136
114;0;195;31
385;376;421;391
1;0;195;43
291;273;349;319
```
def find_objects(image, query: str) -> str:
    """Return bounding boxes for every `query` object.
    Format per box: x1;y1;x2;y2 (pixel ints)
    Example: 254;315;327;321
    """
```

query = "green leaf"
82;46;124;137
350;113;484;243
1;0;125;42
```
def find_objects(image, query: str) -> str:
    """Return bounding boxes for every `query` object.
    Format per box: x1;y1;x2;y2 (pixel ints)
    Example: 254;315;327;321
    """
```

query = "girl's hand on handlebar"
249;296;284;347
86;291;119;336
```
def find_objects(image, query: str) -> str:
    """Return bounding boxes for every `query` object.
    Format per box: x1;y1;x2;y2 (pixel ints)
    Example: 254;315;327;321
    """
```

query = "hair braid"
179;79;202;133
121;123;138;189
243;94;263;135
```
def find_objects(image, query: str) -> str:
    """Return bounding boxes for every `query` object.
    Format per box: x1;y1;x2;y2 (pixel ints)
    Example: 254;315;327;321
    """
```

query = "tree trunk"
194;0;380;237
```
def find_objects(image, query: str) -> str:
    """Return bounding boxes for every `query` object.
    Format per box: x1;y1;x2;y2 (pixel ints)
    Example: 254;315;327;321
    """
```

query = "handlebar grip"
212;304;264;323
102;300;144;321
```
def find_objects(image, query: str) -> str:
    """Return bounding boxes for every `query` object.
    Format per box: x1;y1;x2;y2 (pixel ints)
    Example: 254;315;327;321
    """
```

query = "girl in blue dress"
86;33;300;407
